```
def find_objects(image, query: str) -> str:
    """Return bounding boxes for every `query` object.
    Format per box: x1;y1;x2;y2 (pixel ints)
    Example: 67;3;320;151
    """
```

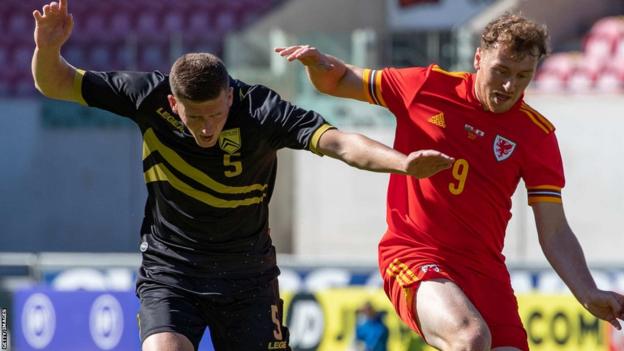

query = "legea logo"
21;293;56;349
90;294;124;350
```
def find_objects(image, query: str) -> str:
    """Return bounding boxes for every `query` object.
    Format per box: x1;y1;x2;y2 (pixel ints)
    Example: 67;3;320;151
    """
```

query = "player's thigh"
211;281;290;350
416;278;490;349
138;284;206;351
142;331;194;351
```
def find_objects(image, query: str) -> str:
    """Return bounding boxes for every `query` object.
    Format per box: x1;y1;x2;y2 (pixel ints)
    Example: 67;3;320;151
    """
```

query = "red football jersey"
364;65;565;280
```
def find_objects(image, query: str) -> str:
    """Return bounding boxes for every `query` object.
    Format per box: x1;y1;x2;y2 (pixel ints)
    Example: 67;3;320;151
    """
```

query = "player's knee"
142;332;194;351
449;318;491;351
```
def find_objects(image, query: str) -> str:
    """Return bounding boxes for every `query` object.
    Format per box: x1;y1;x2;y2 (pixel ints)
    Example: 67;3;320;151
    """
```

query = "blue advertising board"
13;289;214;351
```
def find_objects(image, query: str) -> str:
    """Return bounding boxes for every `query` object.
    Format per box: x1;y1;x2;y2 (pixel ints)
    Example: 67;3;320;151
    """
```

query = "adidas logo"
428;112;446;128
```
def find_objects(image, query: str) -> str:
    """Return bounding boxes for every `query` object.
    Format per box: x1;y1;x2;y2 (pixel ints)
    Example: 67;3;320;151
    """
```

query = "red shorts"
380;248;529;350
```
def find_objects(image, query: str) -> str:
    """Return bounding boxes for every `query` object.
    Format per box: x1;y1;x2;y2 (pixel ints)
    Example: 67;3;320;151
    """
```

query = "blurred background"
1;0;623;350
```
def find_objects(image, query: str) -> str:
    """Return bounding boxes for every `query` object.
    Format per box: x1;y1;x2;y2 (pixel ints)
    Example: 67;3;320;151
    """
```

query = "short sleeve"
81;70;166;121
362;66;429;113
240;84;335;154
522;132;566;205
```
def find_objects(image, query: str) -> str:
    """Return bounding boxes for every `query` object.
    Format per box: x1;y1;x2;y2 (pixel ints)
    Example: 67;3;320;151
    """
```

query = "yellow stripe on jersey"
519;108;551;134
528;196;563;205
431;65;468;79
520;104;555;134
309;123;335;156
72;69;87;106
142;128;268;194
386;259;417;287
522;103;555;131
362;69;387;107
144;163;267;208
527;185;562;205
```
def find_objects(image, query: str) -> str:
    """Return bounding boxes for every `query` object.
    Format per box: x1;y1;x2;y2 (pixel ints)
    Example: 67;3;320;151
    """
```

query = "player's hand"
33;0;73;50
403;150;454;178
581;289;624;330
274;45;335;71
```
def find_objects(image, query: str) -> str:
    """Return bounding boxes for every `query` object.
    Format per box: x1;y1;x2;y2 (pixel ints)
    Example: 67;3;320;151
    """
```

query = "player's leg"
137;283;206;351
142;332;194;351
415;278;492;351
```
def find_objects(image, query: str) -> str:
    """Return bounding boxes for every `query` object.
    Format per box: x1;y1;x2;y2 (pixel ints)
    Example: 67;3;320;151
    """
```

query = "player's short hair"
169;53;229;101
480;13;549;60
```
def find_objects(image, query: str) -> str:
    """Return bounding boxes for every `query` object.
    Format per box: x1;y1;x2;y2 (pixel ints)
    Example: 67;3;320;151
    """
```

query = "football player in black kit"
32;1;454;350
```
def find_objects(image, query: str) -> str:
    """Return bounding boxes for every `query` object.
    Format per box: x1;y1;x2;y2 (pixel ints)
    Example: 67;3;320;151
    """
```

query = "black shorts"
137;278;291;351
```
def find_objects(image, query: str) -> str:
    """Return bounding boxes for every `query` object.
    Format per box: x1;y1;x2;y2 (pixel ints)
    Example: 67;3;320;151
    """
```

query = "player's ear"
226;87;233;107
167;94;178;113
474;48;482;71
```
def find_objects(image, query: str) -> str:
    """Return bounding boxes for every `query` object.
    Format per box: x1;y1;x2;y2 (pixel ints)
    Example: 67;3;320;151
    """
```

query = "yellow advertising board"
282;288;610;351
517;294;608;351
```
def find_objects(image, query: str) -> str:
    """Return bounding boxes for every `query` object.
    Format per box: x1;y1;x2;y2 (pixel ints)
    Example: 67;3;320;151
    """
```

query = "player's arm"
533;202;624;329
32;0;81;103
316;128;454;178
275;45;368;102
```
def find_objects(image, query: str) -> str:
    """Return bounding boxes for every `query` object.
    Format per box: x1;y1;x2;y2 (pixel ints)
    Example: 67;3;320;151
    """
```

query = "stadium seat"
109;12;133;37
567;70;595;93
10;44;32;72
88;43;114;71
615;36;624;59
187;11;213;34
583;34;616;60
0;0;284;96
594;71;622;93
163;10;185;34
136;11;160;37
534;72;567;93
63;44;86;67
588;16;624;39
138;42;170;72
7;13;31;40
538;52;579;81
577;55;607;79
0;47;7;68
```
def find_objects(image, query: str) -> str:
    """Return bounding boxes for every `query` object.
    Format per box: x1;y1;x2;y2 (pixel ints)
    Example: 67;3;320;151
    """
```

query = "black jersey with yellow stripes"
78;70;333;292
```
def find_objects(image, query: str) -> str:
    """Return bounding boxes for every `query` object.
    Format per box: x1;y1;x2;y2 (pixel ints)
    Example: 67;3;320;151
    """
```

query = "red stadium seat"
595;71;623;93
534;72;567;93
589;16;624;39
583;34;616;60
615;36;624;59
538;52;579;80
567;70;596;93
577;55;607;79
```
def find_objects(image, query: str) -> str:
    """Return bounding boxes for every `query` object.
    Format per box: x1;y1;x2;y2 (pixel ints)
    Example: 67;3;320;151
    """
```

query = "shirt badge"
219;128;241;154
464;123;485;140
493;134;516;161
427;112;446;128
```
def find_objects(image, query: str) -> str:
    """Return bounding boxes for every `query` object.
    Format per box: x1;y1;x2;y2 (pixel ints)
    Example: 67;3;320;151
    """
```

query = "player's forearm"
32;47;76;100
540;226;597;305
305;55;350;96
324;132;407;174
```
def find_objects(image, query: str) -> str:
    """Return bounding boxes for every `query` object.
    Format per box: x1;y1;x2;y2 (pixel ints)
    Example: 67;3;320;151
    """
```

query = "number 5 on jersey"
449;159;469;195
223;153;242;177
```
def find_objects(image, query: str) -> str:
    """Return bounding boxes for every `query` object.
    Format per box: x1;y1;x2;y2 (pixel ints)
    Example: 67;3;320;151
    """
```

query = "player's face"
168;87;233;148
474;45;538;113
